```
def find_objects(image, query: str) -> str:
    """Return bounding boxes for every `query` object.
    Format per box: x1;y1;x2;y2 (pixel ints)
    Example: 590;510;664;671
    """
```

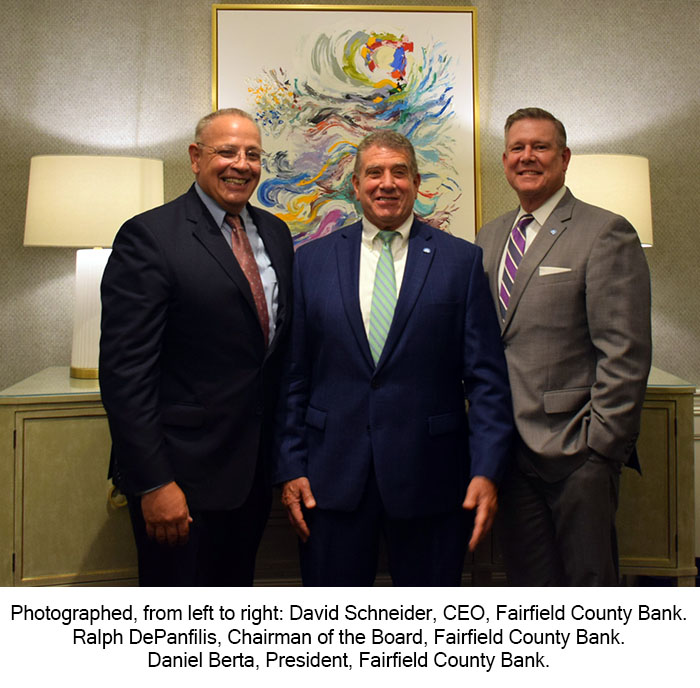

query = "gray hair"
194;108;260;142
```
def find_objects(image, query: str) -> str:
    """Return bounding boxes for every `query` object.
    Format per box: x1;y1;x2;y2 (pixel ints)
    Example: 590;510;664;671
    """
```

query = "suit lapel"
502;192;574;332
335;218;435;371
187;190;263;343
335;222;374;367
375;218;434;371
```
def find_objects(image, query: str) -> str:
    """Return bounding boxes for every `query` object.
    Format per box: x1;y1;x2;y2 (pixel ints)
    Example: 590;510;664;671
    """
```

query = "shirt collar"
517;185;567;228
361;214;413;247
194;182;252;229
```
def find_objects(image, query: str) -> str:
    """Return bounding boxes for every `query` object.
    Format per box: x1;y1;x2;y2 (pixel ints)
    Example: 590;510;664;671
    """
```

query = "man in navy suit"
100;109;293;586
273;130;513;585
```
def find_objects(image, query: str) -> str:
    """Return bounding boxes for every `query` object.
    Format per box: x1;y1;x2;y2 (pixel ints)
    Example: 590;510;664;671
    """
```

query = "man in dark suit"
475;108;652;585
100;108;293;586
273;130;513;586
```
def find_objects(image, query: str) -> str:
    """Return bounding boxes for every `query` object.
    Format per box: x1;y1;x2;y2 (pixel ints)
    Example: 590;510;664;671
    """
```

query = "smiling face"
503;118;571;212
188;114;262;215
352;145;420;230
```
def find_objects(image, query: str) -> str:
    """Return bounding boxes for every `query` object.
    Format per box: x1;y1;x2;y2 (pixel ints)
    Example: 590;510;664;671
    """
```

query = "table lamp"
565;154;653;247
24;155;164;378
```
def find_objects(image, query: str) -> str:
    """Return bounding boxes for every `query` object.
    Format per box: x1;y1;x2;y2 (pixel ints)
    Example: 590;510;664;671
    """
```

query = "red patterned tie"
225;214;269;346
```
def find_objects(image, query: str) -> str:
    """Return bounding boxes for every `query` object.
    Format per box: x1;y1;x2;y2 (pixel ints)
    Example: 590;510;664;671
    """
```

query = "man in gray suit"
476;107;652;586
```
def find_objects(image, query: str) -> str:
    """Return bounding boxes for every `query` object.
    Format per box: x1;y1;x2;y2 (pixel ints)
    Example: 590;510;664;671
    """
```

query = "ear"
561;146;571;172
188;143;202;174
351;173;360;200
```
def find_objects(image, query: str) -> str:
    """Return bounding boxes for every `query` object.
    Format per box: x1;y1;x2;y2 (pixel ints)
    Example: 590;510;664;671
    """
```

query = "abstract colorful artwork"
214;6;478;243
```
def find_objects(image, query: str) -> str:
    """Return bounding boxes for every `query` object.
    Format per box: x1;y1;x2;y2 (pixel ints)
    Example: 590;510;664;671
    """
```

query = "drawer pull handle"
108;485;128;509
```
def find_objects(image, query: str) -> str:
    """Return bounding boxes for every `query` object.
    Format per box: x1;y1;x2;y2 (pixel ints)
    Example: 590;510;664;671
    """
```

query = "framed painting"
213;4;480;243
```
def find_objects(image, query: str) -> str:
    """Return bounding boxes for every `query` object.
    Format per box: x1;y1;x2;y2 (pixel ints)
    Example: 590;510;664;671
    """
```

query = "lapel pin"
423;247;431;254
550;229;557;235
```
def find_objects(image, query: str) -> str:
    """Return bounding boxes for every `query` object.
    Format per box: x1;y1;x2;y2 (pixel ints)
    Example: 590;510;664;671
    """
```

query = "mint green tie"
369;230;398;364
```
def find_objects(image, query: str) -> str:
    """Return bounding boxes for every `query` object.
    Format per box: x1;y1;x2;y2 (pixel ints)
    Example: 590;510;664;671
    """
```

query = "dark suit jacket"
476;189;652;481
100;185;293;510
272;218;513;519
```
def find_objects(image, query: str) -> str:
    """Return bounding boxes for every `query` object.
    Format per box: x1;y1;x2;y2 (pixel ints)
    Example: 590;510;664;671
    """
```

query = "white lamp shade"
24;155;164;247
565;154;653;247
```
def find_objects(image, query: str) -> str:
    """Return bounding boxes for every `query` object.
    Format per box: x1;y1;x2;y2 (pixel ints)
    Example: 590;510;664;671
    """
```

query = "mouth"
517;170;541;176
222;177;249;186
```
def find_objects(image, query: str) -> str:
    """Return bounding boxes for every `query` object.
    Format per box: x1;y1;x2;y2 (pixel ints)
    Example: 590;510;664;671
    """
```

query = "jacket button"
371;379;380;389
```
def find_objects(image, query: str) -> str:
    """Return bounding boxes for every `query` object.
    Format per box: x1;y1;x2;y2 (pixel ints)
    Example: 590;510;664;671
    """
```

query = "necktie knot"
516;213;534;236
377;230;398;248
225;214;244;233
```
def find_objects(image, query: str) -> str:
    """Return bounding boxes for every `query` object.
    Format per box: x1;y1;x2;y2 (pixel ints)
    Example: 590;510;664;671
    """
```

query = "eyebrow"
365;163;410;173
508;139;553;148
210;144;262;151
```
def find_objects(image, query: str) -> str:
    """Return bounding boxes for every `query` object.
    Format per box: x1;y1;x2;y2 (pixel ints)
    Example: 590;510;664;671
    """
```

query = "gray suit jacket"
476;189;651;481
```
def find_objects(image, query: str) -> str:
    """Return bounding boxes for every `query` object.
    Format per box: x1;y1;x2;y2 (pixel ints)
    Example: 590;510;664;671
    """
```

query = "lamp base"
70;366;99;380
71;247;111;380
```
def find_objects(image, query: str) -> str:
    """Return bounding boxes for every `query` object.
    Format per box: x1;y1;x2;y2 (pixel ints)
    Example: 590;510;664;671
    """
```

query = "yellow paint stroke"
297;141;355;187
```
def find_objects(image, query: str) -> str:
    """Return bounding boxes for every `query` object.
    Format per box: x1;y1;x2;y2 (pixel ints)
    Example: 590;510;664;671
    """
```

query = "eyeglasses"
195;143;263;163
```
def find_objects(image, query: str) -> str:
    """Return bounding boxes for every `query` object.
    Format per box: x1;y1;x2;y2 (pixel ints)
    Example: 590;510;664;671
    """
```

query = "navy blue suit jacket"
100;185;293;510
272;218;513;519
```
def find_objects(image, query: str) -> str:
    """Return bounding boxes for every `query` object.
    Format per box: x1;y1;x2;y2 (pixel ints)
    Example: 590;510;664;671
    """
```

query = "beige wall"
2;0;699;390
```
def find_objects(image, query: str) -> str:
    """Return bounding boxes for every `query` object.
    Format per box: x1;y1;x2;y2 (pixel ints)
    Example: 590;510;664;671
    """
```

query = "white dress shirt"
358;215;412;337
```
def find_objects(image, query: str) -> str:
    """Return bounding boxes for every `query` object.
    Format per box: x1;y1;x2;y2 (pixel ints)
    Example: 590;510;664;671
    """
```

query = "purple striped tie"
499;214;534;320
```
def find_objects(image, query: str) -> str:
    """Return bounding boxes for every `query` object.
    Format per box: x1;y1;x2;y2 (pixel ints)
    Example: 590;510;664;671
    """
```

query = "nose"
378;170;396;188
229;151;250;167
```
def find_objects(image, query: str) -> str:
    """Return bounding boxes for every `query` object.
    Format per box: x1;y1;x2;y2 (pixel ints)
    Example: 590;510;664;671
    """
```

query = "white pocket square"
539;266;572;276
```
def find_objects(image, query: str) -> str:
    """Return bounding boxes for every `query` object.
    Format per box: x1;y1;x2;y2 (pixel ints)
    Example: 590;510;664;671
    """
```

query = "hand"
281;477;316;543
140;481;192;546
462;476;498;552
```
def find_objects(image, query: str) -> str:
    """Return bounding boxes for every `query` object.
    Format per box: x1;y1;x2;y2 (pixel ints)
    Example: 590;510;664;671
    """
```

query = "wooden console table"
0;366;695;586
617;368;697;585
